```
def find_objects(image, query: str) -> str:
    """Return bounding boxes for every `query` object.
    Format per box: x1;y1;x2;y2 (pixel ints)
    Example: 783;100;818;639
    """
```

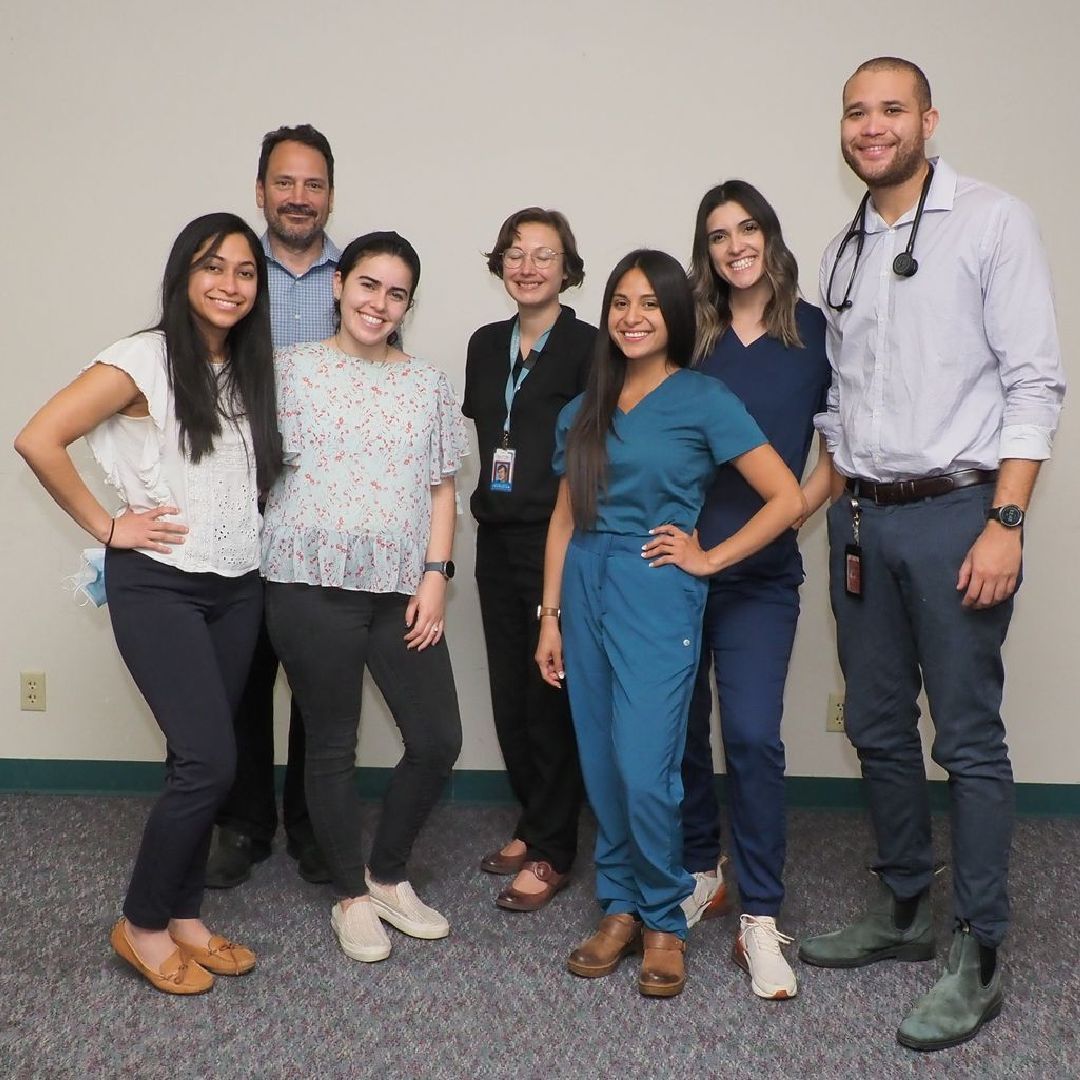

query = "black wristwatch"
988;505;1025;529
423;560;456;580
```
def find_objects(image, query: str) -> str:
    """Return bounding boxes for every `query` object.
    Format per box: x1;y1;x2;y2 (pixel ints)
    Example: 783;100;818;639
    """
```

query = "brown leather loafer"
495;860;569;912
171;933;256;976
480;845;527;875
110;919;214;995
567;913;642;977
639;930;686;998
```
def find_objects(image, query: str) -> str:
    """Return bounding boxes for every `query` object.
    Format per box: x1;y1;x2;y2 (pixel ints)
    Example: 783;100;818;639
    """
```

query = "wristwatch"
423;560;456;580
988;505;1025;529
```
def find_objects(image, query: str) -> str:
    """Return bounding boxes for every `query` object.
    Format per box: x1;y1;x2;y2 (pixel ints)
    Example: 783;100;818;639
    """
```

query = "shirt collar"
260;231;341;273
865;157;957;232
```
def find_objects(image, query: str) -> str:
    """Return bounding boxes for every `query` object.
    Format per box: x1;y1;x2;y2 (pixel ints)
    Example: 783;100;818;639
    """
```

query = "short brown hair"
848;56;933;113
484;207;585;290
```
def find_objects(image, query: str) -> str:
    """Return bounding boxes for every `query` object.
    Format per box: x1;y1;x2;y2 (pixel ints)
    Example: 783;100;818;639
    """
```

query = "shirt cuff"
813;410;840;454
999;424;1055;461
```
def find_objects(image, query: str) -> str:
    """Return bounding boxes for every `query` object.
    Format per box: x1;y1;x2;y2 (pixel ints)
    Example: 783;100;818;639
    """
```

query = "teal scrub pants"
561;531;705;936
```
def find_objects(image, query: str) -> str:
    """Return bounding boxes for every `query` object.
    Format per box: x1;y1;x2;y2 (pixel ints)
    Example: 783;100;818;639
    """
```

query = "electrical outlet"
20;671;46;712
826;693;844;732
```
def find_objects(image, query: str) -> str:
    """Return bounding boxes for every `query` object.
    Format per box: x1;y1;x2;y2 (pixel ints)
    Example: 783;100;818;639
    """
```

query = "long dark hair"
689;180;803;358
566;249;695;530
154;212;281;490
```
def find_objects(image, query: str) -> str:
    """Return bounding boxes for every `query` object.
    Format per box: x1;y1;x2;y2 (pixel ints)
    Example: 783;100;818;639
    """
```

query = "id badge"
844;543;863;598
491;447;516;492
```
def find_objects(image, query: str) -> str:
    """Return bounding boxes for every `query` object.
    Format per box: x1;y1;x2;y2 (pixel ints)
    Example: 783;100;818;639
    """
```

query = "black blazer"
463;306;596;526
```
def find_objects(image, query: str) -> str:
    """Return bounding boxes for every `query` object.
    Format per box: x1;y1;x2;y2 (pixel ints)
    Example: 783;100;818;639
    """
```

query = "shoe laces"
739;914;793;956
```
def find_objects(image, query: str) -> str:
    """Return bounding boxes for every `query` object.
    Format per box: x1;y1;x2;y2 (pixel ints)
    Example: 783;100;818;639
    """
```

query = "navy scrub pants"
561;531;703;936
827;485;1015;947
681;579;798;915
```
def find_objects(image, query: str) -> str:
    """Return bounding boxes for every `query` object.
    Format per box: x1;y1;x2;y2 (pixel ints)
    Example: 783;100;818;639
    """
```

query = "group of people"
14;54;1064;1054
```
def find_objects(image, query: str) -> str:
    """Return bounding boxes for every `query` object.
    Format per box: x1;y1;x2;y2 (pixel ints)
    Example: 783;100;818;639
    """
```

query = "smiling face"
607;267;669;365
705;201;770;297
186;232;258;350
256;140;333;251
333;252;414;355
841;67;938;189
501;221;565;313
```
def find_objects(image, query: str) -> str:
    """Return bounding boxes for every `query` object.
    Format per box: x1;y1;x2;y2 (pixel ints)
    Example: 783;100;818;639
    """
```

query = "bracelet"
105;519;116;548
536;605;561;622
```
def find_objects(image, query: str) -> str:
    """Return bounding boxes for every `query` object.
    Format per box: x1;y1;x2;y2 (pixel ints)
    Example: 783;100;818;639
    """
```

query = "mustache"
278;204;316;218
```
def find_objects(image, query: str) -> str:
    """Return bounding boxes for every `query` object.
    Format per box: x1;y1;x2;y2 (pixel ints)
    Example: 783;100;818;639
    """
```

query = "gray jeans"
266;582;462;895
827;484;1015;947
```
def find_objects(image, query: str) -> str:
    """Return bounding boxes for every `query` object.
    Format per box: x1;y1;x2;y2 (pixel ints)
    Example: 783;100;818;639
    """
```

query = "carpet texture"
0;794;1076;1079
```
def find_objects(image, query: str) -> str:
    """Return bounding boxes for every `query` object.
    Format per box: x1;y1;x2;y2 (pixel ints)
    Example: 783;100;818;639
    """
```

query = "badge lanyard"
491;318;554;493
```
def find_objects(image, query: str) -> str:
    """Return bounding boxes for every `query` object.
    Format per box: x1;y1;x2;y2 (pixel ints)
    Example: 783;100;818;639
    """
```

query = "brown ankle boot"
567;914;642;977
638;930;686;997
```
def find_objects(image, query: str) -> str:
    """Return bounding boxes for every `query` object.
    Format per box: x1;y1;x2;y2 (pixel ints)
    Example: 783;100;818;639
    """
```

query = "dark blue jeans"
681;580;799;916
827;485;1015;947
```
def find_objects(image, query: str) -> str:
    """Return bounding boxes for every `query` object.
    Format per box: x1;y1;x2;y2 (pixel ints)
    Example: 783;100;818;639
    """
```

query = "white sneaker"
365;871;450;940
331;899;392;963
733;914;797;999
681;855;730;929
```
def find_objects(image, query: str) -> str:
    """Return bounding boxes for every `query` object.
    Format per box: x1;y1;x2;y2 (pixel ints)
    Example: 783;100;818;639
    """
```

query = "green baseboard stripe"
0;759;1075;816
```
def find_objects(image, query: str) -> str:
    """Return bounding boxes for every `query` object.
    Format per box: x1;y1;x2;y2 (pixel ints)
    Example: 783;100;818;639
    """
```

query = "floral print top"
261;341;468;595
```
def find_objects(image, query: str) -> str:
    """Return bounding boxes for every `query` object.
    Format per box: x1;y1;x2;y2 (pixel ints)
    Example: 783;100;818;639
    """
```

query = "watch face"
998;505;1024;527
443;560;456;580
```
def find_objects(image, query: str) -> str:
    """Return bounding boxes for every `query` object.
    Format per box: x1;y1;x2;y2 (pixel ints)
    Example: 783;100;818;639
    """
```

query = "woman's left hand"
641;524;715;577
405;574;447;651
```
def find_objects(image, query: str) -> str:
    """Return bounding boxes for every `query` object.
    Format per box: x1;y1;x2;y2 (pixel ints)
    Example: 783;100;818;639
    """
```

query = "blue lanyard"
503;318;553;436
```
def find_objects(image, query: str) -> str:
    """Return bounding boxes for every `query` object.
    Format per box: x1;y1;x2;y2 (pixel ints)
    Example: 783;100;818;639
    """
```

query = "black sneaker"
205;826;270;889
286;836;331;884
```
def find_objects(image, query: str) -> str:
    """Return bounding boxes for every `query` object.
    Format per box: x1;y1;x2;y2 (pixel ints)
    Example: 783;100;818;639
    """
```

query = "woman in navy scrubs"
536;249;802;998
463;208;596;911
679;180;834;1001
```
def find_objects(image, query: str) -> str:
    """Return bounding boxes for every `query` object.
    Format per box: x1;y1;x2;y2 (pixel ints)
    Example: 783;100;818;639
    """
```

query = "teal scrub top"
553;368;766;536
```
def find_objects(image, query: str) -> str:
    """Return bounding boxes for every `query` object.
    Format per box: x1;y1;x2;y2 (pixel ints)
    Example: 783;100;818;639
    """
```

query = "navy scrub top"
696;300;831;586
553;368;765;536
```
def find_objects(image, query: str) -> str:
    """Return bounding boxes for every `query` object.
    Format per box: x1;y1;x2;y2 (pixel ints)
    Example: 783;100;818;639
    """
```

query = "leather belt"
845;469;997;506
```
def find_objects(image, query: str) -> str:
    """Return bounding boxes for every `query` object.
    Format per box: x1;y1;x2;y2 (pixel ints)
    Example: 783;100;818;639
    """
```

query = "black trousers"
265;583;462;896
475;522;582;873
214;599;314;854
106;549;262;929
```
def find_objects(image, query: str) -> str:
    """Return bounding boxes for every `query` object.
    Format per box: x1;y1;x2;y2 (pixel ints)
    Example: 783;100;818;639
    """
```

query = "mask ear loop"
64;548;108;608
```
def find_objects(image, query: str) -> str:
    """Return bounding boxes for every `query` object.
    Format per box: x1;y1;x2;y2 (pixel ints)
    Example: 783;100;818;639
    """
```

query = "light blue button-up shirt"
260;233;341;350
816;158;1065;482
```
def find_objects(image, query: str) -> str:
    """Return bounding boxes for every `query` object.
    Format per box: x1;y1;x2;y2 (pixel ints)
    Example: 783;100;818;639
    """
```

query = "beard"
843;135;926;189
266;205;326;251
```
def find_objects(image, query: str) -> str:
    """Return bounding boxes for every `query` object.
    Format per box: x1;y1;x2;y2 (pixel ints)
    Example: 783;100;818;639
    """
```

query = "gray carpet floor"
0;794;1076;1079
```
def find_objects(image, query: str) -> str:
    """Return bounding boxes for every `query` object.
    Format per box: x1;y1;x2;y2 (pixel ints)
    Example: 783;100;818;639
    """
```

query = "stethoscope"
825;161;935;311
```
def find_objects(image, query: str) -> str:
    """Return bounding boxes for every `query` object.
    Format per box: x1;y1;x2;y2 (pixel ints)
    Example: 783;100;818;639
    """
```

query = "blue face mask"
66;547;107;608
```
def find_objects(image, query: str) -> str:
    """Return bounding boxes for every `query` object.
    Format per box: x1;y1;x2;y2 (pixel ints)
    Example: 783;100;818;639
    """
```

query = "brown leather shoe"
171;933;256;975
495;860;569;912
638;930;686;998
110;919;214;995
567;913;642;977
480;845;527;875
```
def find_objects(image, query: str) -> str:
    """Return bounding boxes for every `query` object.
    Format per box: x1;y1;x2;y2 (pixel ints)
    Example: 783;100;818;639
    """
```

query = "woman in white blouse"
16;212;281;994
261;231;466;964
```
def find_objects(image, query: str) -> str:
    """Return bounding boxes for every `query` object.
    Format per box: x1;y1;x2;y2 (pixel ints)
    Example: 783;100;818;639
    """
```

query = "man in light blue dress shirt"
206;124;341;890
799;58;1065;1051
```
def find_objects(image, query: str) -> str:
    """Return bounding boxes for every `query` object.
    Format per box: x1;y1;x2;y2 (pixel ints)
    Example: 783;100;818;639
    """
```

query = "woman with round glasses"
462;208;596;911
679;180;833;1001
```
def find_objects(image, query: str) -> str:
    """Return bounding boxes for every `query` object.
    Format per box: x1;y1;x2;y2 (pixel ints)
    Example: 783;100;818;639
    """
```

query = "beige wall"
2;0;1076;782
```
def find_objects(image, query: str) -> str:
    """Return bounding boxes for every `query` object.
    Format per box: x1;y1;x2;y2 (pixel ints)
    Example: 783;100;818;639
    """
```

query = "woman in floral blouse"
262;231;467;965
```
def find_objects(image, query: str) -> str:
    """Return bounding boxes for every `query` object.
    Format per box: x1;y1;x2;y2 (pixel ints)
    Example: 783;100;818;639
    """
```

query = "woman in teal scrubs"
535;249;803;998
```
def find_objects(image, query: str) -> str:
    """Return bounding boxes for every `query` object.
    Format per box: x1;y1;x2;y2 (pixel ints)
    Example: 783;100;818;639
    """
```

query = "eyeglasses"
502;247;562;269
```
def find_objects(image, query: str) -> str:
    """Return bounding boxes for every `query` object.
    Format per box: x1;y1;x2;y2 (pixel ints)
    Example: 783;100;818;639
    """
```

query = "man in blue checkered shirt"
206;124;339;889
